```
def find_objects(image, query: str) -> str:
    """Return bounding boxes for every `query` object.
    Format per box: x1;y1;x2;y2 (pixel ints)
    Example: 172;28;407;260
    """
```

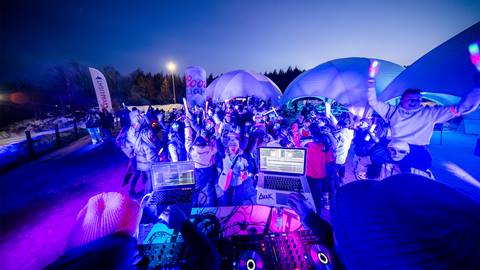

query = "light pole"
166;61;176;103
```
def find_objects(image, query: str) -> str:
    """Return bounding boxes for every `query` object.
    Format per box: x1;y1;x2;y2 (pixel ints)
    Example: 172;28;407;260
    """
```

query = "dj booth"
137;206;333;269
138;148;333;269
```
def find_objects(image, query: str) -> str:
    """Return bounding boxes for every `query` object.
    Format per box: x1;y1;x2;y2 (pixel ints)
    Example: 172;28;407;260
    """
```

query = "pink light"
368;60;380;78
469;42;480;70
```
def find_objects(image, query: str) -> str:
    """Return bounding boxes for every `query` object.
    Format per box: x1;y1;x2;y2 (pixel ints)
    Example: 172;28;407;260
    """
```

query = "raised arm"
441;42;480;117
184;120;194;154
367;78;392;119
455;75;480;115
366;60;393;119
324;100;338;126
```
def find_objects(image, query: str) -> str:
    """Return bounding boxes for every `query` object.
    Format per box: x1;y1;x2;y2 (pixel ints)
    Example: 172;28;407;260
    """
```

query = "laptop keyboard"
263;175;304;192
150;188;194;205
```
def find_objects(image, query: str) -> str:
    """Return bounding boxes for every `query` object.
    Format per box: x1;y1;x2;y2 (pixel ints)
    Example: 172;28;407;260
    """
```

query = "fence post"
55;124;61;148
73;119;78;139
25;130;35;160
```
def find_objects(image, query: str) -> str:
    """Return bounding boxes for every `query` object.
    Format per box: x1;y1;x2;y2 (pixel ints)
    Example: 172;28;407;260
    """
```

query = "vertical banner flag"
185;66;206;108
88;67;113;111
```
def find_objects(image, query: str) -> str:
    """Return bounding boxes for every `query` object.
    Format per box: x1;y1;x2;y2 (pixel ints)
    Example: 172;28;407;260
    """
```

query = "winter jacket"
185;125;218;169
334;128;354;165
305;142;336;179
134;127;161;171
85;113;101;129
219;152;253;187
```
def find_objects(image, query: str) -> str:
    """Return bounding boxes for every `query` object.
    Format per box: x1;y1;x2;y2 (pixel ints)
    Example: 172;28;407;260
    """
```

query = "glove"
159;205;188;231
288;193;314;221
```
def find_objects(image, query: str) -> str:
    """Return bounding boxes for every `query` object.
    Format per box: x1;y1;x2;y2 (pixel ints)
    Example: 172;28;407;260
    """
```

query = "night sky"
1;0;479;82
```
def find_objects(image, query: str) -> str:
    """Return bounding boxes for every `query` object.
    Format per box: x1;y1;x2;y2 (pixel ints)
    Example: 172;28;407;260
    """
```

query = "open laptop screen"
151;161;195;189
259;147;306;175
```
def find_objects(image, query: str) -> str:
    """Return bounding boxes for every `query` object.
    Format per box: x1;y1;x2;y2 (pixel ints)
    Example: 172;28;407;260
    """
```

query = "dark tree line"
0;63;304;126
264;66;304;92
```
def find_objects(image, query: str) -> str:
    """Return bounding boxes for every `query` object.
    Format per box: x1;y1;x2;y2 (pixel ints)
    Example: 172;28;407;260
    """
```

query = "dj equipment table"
138;206;333;269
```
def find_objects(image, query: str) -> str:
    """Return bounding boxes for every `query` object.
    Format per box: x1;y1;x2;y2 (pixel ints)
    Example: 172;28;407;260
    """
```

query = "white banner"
88;67;112;111
185;66;207;108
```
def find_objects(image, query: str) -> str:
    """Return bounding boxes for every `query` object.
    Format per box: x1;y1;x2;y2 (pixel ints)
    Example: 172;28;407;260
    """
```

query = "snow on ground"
0;116;81;146
0;117;88;172
0;131;479;269
0;137;138;270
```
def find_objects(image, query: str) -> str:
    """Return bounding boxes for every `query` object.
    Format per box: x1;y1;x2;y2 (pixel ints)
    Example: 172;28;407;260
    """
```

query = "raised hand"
288;193;314;220
324;100;332;116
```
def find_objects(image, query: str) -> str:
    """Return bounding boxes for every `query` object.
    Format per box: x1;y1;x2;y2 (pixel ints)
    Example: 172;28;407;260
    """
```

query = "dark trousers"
224;178;256;206
307;176;328;213
123;158;141;193
193;165;218;207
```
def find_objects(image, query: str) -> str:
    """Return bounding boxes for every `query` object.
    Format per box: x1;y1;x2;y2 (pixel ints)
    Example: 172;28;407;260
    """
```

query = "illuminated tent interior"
206;70;282;104
280;57;404;116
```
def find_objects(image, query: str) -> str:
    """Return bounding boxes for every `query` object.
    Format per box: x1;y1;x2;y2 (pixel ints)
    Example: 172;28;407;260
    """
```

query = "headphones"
193;213;221;240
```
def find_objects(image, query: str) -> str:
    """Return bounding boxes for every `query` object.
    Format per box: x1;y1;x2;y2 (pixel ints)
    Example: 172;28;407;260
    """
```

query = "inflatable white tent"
280;57;404;115
206;70;282;104
380;22;480;102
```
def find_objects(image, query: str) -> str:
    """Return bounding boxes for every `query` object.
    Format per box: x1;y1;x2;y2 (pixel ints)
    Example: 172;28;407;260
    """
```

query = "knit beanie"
67;192;142;249
387;139;410;153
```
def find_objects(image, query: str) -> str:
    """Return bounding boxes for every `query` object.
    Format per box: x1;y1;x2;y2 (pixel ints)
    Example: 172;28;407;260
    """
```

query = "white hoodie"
368;86;456;146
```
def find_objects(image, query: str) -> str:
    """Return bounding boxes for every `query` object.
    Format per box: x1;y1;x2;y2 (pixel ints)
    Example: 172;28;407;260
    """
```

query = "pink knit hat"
67;192;142;249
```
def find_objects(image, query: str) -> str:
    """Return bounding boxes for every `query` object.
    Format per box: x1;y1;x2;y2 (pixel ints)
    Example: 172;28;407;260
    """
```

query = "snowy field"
0;117;88;172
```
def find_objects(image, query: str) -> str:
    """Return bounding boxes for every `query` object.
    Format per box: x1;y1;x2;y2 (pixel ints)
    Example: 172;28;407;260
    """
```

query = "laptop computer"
256;147;317;213
146;161;196;215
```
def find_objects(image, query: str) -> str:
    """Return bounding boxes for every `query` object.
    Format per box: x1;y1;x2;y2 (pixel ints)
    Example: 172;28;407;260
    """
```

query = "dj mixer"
138;229;334;270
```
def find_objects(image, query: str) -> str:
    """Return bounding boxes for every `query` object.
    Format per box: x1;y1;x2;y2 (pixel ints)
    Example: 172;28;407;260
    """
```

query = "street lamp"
166;61;176;103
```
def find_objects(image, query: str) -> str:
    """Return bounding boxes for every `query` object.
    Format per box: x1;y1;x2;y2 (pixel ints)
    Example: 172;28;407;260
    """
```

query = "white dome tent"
280;57;404;116
379;22;480;134
206;70;282;104
380;22;480;102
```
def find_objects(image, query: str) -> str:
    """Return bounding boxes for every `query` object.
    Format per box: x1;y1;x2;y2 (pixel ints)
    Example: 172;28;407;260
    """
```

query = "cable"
140;193;153;209
262;206;274;235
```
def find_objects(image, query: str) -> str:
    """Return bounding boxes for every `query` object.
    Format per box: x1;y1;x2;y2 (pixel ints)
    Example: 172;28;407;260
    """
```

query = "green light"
469;43;479;55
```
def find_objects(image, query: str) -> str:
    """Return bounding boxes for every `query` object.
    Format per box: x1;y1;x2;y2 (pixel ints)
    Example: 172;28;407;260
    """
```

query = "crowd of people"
46;61;480;269
113;68;480;211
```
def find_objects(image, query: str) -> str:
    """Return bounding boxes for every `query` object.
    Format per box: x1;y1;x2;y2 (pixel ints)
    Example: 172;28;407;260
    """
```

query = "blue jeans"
193;165;218;207
86;127;102;144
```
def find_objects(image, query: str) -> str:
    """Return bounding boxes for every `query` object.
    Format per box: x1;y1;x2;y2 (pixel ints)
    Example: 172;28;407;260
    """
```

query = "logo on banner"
185;66;206;108
258;193;274;200
186;75;206;95
95;76;109;109
89;67;112;112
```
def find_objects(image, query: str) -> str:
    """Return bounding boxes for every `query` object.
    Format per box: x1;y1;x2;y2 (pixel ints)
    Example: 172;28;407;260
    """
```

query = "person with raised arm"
366;54;480;177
